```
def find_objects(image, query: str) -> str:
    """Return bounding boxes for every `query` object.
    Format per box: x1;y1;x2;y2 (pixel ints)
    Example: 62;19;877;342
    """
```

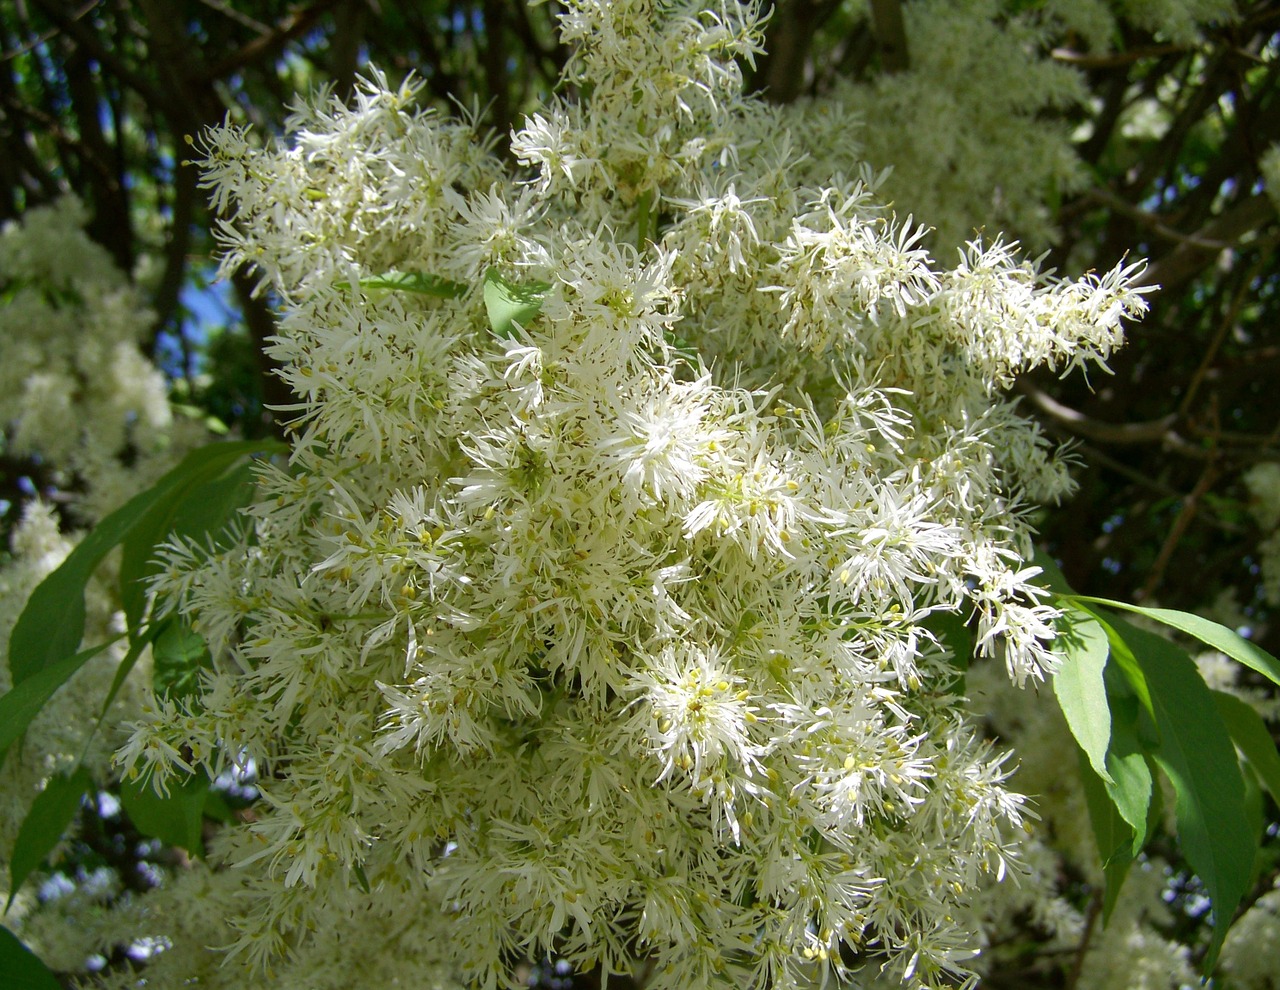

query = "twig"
1066;892;1102;990
1179;255;1263;420
1135;193;1278;291
1051;43;1188;69
30;0;167;108
1081;185;1236;250
195;0;270;33
1139;456;1220;601
869;0;908;74
201;0;342;82
1071;442;1183;498
0;0;97;61
1015;380;1179;445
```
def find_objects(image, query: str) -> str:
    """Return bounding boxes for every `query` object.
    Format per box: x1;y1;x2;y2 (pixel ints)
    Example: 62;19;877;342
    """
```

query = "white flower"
629;643;763;789
597;374;722;504
511;108;596;192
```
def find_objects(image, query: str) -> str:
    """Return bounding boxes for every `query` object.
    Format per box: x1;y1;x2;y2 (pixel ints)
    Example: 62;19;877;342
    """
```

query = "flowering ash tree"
2;1;1172;988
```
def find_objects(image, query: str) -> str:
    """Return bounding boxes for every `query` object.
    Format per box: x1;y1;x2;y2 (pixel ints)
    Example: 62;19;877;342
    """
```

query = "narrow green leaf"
8;440;282;685
119;442;282;628
923;608;972;671
1213;690;1280;810
1108;753;1154;856
93;622;167;733
121;772;211;857
1052;607;1113;784
636;188;655;249
1239;760;1265;882
9;491;166;686
922;608;971;695
1108;733;1155;854
483;268;551;338
1119;616;1254;971
1077;745;1131;863
151;618;212;701
353;861;372;894
1146;757;1165;848
1077;745;1134;922
1098;664;1154;854
1074;604;1156;725
0;639;120;755
1067;597;1280;690
335;270;467;297
0;926;62;990
6;767;91;910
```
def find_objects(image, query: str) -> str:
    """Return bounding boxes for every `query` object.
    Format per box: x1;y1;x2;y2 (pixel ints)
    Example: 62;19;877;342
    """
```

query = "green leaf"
7;440;282;685
1066;597;1280;690
92;622;167;733
335;270;467;297
1239;761;1265;881
1074;603;1156;725
1213;690;1280;810
1118;616;1255;970
1052;607;1113;784
483;268;551;338
203;788;235;825
0;639;120;756
922;608;972;692
119;441;282;629
923;608;972;671
0;926;62;990
151;618;213;701
636;188;655;249
121;771;211;857
9;493;165;687
6;767;91;910
1077;745;1134;922
1100;669;1154;856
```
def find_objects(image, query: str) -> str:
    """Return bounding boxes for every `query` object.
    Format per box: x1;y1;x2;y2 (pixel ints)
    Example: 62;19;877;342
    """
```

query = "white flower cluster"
1262;143;1280;213
0;197;190;520
0;188;205;982
1245;462;1280;606
0;198;210;969
818;0;1239;252
835;0;1090;250
104;1;1150;987
1221;877;1280;989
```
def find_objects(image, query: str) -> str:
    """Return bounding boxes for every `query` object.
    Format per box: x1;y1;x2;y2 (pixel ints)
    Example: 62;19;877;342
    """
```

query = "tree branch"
868;0;908;74
1135;193;1277;292
1139;457;1220;601
230;267;292;439
147;148;199;357
201;0;342;83
1016;380;1179;445
482;0;512;142
30;0;167;109
1050;43;1187;69
62;35;133;271
329;0;367;100
753;0;842;103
